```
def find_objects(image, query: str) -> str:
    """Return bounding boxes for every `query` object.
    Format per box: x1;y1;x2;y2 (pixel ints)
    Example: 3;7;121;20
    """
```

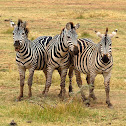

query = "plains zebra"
42;22;80;99
70;28;117;107
13;19;52;101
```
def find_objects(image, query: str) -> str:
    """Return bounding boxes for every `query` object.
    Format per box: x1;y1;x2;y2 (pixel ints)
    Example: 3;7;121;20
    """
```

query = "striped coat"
69;28;117;107
13;19;52;101
42;22;80;99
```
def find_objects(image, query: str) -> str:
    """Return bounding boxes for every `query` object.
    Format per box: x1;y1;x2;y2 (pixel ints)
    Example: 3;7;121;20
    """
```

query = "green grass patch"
8;101;98;123
76;15;85;19
81;32;92;38
2;28;13;34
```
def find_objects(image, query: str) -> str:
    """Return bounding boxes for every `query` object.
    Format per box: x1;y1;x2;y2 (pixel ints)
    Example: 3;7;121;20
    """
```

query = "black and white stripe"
42;22;80;99
69;28;117;107
13;19;52;101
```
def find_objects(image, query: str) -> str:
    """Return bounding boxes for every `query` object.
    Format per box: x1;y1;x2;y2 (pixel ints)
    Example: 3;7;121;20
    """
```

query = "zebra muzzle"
14;41;20;52
102;54;109;63
73;46;79;55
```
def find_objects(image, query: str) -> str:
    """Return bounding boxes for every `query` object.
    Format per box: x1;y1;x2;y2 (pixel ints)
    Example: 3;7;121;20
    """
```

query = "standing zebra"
70;28;117;107
42;22;80;99
13;19;52;101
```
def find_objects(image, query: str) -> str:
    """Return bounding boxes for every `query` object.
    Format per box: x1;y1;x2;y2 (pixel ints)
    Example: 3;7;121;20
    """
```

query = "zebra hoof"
92;97;97;101
43;92;48;97
42;90;45;95
61;96;65;101
85;99;90;107
28;94;32;98
108;103;113;109
58;94;65;101
68;92;74;97
16;97;22;102
89;94;97;100
86;102;90;107
16;94;23;101
58;90;62;98
58;93;62;98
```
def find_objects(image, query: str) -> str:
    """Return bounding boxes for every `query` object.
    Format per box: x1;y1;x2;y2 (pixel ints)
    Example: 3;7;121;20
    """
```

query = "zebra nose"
73;45;79;55
14;40;20;47
102;54;109;63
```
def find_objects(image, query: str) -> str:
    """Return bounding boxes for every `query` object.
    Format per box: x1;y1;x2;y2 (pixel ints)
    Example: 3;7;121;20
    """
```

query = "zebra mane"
17;19;29;36
105;28;108;46
105;28;108;36
69;22;75;29
17;19;23;28
60;28;65;34
25;27;29;36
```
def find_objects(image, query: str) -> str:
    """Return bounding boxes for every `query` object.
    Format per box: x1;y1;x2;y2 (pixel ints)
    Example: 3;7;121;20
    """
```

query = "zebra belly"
75;65;88;74
16;61;32;69
48;52;70;69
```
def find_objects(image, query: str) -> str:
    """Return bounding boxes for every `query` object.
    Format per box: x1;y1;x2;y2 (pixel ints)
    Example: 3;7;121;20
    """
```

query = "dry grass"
0;0;126;125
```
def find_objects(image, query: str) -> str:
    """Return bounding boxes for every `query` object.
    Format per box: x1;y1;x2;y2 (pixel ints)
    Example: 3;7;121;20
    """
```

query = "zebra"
13;19;52;101
69;28;117;107
42;22;80;99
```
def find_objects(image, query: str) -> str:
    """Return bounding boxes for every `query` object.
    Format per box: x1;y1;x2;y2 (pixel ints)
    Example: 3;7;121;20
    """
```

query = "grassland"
0;0;126;125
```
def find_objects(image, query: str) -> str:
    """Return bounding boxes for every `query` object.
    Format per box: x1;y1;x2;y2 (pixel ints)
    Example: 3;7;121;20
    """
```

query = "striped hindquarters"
74;38;95;74
33;36;53;70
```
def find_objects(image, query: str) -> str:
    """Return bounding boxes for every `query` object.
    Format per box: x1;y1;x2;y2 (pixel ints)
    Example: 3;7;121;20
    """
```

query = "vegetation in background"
0;0;126;125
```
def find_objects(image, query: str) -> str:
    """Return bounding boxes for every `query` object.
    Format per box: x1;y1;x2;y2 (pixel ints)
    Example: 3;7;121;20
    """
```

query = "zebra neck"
58;36;69;57
17;39;31;57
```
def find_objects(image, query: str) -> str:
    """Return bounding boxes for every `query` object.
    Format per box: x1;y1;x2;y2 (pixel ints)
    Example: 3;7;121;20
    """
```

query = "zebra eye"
67;36;70;39
22;33;24;35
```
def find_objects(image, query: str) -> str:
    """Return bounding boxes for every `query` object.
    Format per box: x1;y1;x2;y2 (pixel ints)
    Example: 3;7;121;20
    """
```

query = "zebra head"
95;28;117;63
13;19;29;52
61;22;80;55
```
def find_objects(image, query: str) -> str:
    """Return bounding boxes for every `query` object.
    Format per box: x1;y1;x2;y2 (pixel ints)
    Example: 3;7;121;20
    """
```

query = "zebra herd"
12;19;117;108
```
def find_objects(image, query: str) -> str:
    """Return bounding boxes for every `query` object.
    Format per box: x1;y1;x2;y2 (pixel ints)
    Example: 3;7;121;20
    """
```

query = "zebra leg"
87;74;97;100
43;68;47;93
28;68;34;98
74;69;89;105
68;65;74;93
86;74;90;85
57;68;62;97
42;66;54;96
17;67;26;101
59;68;67;100
43;68;47;80
89;74;97;100
103;72;112;108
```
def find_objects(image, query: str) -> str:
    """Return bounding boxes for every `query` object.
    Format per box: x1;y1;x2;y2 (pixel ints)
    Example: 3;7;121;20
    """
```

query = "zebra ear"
109;29;117;38
75;23;80;30
66;22;71;30
21;21;27;28
95;31;103;38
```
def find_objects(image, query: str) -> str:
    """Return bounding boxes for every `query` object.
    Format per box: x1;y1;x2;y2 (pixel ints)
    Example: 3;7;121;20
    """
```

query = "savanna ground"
0;0;126;125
